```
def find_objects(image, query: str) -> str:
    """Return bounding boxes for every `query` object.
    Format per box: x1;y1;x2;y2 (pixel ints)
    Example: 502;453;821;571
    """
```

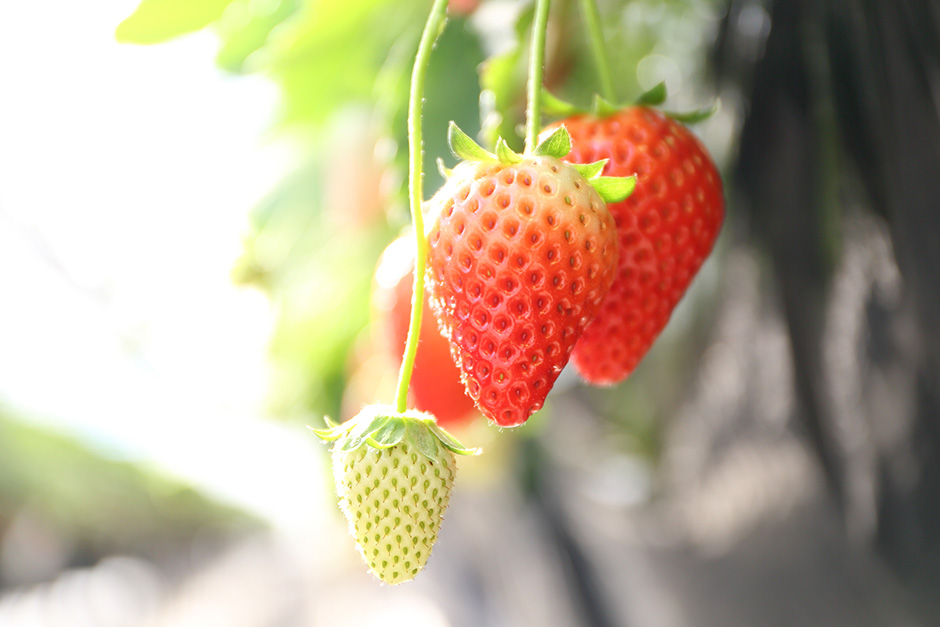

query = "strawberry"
373;236;478;429
313;405;476;584
425;124;634;427
544;105;724;384
448;0;480;15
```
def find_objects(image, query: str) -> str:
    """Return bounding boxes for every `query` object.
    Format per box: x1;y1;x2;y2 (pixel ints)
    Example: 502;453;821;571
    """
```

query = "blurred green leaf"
116;0;237;44
214;0;299;73
266;0;425;127
235;148;392;418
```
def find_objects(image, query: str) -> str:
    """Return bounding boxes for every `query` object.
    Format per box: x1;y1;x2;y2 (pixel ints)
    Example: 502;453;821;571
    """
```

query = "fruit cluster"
326;108;722;585
317;0;724;587
395;108;723;426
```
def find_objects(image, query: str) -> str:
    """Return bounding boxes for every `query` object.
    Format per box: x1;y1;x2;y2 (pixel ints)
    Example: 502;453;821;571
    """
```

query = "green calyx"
541;82;718;124
446;122;635;205
311;404;479;458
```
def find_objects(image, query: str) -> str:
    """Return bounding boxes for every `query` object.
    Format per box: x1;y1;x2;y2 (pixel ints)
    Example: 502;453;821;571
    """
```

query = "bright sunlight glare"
0;0;323;532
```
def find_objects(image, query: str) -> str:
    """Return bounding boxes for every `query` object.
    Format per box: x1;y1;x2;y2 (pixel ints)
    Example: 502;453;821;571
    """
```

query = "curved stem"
580;0;615;101
525;0;552;151
395;0;449;414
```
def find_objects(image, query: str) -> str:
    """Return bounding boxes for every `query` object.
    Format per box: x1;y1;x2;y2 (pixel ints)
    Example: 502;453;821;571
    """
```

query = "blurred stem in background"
580;0;616;102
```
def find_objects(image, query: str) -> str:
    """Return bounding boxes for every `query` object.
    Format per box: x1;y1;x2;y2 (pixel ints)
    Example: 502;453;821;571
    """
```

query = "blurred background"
1;0;939;625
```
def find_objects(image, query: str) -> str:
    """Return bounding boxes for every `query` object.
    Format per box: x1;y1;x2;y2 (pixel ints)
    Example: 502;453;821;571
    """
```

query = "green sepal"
636;81;667;106
590;175;637;204
428;423;480;456
309;404;479;458
308;424;340;441
541;88;582;117
664;100;719;125
367;418;407;449
405;419;439;458
495;137;523;164
340;412;391;452
437;157;453;178
591;94;620;117
570;159;608;180
448;122;495;162
533;126;571;159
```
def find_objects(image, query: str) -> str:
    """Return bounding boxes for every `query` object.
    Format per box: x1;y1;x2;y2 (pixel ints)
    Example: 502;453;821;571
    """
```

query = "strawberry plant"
310;0;478;585
312;0;635;582
118;0;723;587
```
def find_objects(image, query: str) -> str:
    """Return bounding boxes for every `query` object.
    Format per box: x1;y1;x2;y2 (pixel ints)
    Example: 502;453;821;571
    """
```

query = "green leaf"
448;122;495;162
533;126;571;159
271;0;426;128
590;176;637;204
495;137;523;164
664;101;720;125
115;0;237;44
591;94;620;117
636;81;667;106
571;159;608;180
214;0;298;73
541;89;582;117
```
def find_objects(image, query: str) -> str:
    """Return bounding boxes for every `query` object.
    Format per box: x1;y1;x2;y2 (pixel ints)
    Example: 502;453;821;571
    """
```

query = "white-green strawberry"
312;405;477;584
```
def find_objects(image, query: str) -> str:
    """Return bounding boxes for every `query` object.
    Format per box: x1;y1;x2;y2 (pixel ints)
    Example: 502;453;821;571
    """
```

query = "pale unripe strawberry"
333;437;455;583
314;405;475;584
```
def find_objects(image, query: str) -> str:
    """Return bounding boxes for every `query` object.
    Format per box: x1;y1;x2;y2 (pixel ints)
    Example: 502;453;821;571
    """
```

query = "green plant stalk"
395;0;450;414
580;0;615;101
525;0;552;151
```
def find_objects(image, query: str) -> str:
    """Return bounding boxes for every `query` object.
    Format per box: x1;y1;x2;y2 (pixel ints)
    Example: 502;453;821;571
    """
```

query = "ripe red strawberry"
545;106;724;384
425;125;630;427
373;236;478;429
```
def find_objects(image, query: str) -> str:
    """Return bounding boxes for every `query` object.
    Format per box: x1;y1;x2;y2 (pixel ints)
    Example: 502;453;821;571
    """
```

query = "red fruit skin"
426;156;619;427
547;107;724;385
448;0;480;15
373;237;478;429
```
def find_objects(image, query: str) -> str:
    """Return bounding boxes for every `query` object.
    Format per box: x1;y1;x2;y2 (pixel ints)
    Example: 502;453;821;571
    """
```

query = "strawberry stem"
395;0;450;414
524;0;552;152
580;0;615;102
